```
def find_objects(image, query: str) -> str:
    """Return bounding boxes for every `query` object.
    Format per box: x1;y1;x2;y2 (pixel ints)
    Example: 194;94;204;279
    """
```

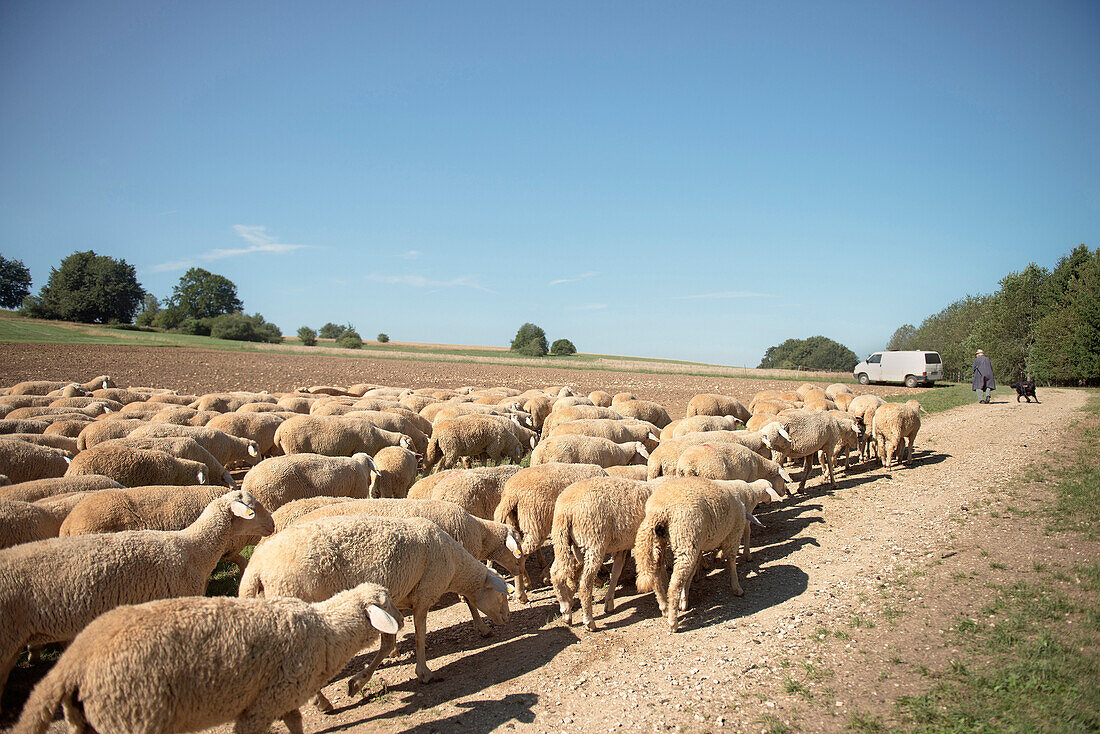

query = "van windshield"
868;354;882;364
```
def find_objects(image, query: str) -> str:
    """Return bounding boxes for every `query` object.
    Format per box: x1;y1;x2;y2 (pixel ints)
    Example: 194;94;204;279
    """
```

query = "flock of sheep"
0;374;925;733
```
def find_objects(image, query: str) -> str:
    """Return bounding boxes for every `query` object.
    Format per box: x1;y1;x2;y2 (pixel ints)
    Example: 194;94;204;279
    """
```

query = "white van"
853;350;943;388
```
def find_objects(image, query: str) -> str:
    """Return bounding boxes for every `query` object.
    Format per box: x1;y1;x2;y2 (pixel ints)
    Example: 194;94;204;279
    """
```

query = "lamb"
370;445;419;498
872;400;924;469
610;399;672;428
420;464;523;520
6;376;112;396
97;435;235;486
674;442;792;496
493;463;608;601
0;440;72;483
633;476;753;632
128;423;261;468
776;410;857;490
274;414;413;457
283;498;522;636
530;435;650;468
670;415;743;438
547;417;661;450
423;415;524;472
0;475;122;503
65;444;209;487
550;476;654;629
0;489;274;711
14;582;401;734
685;394;751;423
0;499;64;549
240;514;510;685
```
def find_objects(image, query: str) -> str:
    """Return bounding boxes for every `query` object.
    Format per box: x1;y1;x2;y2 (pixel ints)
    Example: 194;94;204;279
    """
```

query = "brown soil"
1;344;1092;733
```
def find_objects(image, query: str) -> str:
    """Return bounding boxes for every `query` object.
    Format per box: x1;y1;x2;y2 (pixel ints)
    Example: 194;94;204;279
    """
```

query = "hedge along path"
269;388;1085;734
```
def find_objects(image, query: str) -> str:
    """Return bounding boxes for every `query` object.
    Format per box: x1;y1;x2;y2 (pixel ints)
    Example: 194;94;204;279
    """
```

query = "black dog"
1010;379;1039;403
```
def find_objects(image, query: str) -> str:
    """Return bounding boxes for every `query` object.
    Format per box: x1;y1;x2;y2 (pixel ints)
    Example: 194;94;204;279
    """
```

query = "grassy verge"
1045;393;1100;539
884;383;999;413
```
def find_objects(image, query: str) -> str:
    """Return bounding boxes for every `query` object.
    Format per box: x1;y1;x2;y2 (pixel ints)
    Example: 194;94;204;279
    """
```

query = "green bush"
134;294;161;327
377;333;390;343
152;305;186;330
758;336;859;371
297;326;317;346
550;338;577;356
319;322;344;339
510;322;548;356
209;312;282;344
338;329;363;349
178;317;213;336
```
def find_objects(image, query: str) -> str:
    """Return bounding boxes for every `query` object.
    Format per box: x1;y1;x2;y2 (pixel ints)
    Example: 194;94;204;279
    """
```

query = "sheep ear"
247;444;259;457
103;407;112;413
506;533;521;558
530;436;537;449
648;432;658;441
778;467;793;482
765;487;783;502
230;500;255;519
636;444;650;459
367;604;402;634
779;427;791;441
486;572;509;594
746;512;765;528
761;436;773;449
197;469;207;484
63;455;72;465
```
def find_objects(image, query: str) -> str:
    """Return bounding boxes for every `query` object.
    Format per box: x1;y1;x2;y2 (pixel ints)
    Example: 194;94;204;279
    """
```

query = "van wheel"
857;373;870;386
905;375;918;388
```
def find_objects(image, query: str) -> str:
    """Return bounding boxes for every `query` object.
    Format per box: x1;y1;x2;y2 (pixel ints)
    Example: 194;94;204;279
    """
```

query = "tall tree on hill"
0;254;32;309
19;250;144;323
167;268;243;320
758;336;858;371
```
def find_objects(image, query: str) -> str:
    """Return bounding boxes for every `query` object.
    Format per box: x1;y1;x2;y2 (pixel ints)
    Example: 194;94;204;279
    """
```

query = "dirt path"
233;388;1083;734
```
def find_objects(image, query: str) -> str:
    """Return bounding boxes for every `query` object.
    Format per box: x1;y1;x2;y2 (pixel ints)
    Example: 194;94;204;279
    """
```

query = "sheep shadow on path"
671;563;810;633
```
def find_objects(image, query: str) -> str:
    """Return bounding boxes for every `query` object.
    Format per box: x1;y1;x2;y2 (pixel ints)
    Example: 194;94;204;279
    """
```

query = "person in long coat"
972;349;995;403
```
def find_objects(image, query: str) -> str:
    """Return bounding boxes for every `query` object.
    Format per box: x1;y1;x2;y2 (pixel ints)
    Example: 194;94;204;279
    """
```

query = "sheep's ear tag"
231;501;255;519
507;583;517;594
248;444;259;457
506;534;521;558
766;487;783;502
367;604;401;634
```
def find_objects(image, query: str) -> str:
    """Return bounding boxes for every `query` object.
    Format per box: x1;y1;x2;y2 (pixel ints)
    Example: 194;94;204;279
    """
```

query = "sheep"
547;418;660;451
493;463;608;602
675;441;793;497
144;393;197;405
399;394;439;413
75;418;148;451
432;409;537;452
97;436;235;486
284;498;522;636
610;392;637;405
0;396;56;411
752;399;798;416
0;500;64;549
240;452;378;514
276;395;314;413
423;415;524;472
670;415;743;438
420;401;519;424
237;401;285;413
633;476;754;632
89;387;146;405
406;467;459;499
128;422;261;468
776;410;857;490
802;394;838;411
204;411;285;457
0;489;274;711
240;514;510;684
540;405;624;438
722;478;784;560
847;394;887;458
420;464;523;520
523;396;554;430
65;443;210;487
610;399;672;428
118;401;173;419
531;435;650;468
6;376;112;396
834;392;855;411
268;496;357;532
553;396;594;410
825;383;854;401
370;445;419;498
0;432;78;454
745;411;780;433
795;383;823;399
0;475;122;503
48;397;122;412
827;411;864;469
606;464;649;480
550;476;655;630
382;406;434;437
41;420;89;438
588;390;613;407
872;400;924;469
685;394;751;423
0;419;53;435
675;429;772;459
0;440;72;483
274;414;413;457
14;582;402;734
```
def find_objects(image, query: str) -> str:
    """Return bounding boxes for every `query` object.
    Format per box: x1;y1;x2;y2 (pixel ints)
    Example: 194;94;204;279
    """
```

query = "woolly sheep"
75;418;148;451
610;399;672;428
0;419;52;435
670;415;743;438
41;420;89;438
493;463;608;602
48;397;122;412
675;442;792;498
752;399;798;416
588;390;613;407
423;415;524;472
825;383;854;400
421;464;523;520
370;445;419;498
872;400;924;469
685;394;751;423
547;417;660;451
89;388;147;405
65;444;208;487
14;582;402;734
0;475;122;503
241;453;378;514
745;412;780;433
722;478;784;560
633;477;753;632
605;464;649;480
776;410;856;490
7;376;112;396
0;432;78;454
205;411;286;456
847;395;887;458
433;409;537;452
523;396;554;430
128;423;261;468
610;392;636;405
834;392;855;411
550;476;654;630
553;396;594;409
531;435;650;469
274;415;413;457
0;489;274;711
540;405;624;438
0;440;72;483
98;436;235;486
240;514;510;684
0;500;64;549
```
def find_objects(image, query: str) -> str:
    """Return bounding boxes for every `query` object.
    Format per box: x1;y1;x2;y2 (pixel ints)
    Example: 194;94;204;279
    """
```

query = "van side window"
925;353;942;364
868;354;882;364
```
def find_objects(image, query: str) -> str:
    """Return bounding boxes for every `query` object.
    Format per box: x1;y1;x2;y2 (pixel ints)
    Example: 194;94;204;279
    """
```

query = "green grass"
1045;392;1100;539
884;382;1000;413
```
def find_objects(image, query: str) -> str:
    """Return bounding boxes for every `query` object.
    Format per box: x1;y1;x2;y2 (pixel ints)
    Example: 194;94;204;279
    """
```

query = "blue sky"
2;1;1097;365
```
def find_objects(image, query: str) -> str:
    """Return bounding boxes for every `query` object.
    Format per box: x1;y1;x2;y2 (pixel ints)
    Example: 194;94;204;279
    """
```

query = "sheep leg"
550;555;576;624
799;455;813;492
0;643;22;716
463;595;492;637
514;551;529;603
603;551;627;614
665;552;697;633
281;710;305;734
652;556;670;614
579;549;604;631
412;605;435;683
823;450;836;488
740;523;753;561
537;546;554;585
347;632;396;699
61;694;88;733
679;556;699;612
723;537;744;596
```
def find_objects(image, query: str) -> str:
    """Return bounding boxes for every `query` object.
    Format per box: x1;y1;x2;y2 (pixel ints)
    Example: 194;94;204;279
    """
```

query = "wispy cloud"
363;273;494;293
566;303;608;311
671;291;773;300
548;271;599;286
149;226;310;272
395;250;421;260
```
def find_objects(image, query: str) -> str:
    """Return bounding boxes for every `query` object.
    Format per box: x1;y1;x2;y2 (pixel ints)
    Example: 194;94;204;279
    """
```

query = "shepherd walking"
972;349;995;403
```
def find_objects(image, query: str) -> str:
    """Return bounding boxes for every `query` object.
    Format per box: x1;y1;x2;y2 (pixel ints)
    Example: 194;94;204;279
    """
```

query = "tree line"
886;244;1099;385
